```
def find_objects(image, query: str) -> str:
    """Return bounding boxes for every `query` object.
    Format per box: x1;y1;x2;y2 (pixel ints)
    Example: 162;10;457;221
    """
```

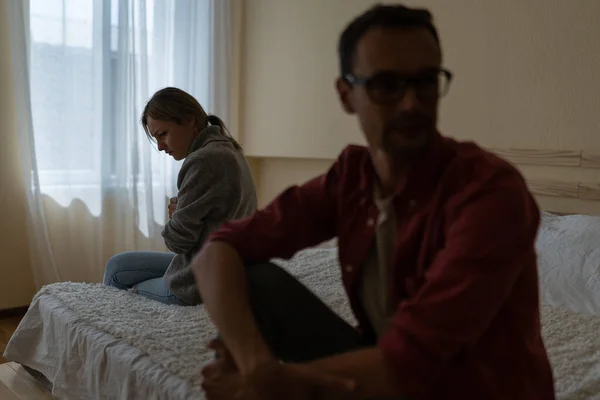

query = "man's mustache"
383;113;432;135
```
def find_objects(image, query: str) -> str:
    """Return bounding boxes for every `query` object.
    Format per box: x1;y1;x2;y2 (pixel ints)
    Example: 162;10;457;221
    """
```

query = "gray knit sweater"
162;126;257;305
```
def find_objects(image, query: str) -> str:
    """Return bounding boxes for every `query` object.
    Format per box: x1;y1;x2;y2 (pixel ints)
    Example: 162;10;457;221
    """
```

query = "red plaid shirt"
209;132;555;400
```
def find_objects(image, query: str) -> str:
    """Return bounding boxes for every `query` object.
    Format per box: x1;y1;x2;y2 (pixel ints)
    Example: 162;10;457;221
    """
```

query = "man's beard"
381;113;435;159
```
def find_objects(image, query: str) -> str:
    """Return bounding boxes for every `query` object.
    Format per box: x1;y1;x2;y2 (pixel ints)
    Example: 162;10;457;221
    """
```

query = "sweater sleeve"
162;151;238;254
207;148;348;263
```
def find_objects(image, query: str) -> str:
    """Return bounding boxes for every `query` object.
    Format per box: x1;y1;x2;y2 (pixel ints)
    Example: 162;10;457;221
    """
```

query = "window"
28;0;182;220
28;0;213;225
30;0;159;181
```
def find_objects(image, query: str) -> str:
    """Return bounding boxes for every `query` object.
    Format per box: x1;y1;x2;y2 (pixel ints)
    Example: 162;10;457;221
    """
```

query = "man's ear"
335;77;355;114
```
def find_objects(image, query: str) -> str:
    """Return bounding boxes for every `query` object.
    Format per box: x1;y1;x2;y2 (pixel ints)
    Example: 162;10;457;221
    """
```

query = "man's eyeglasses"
343;68;453;105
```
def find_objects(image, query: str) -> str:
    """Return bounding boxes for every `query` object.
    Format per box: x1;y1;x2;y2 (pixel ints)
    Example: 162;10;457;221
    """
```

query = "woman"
103;87;257;306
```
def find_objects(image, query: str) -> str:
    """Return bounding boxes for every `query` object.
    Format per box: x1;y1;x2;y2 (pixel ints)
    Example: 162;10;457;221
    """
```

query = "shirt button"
367;218;375;227
345;264;353;273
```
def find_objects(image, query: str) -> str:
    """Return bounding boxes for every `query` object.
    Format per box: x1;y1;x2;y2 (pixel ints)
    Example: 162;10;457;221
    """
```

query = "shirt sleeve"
162;152;235;254
378;169;540;398
207;152;344;263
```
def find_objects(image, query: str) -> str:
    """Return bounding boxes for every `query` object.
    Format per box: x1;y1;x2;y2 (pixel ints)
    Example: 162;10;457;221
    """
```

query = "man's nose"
396;86;421;112
157;142;166;151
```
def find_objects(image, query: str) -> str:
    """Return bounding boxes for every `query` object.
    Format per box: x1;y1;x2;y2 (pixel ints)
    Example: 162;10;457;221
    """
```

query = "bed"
5;210;600;399
3;248;353;400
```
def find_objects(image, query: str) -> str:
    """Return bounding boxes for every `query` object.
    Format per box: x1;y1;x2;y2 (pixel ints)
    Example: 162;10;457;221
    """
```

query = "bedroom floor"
1;315;22;364
0;363;54;399
0;315;53;399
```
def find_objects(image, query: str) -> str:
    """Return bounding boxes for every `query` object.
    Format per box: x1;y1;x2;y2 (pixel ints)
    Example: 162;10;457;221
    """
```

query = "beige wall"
0;0;36;308
1;1;599;307
240;0;600;209
247;157;333;208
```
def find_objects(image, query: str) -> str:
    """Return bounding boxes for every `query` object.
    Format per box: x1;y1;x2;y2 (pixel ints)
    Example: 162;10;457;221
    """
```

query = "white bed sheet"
4;293;203;400
4;246;600;399
4;248;349;400
537;211;600;316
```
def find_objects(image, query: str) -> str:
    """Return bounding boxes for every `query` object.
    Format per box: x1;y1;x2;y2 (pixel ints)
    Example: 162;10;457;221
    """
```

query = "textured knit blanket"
32;248;352;390
32;247;600;399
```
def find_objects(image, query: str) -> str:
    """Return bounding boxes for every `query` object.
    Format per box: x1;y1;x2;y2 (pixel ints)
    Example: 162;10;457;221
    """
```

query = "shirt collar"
360;131;453;202
187;125;229;155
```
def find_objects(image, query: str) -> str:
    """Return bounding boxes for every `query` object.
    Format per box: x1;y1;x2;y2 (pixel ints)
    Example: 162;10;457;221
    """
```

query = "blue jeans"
103;251;188;306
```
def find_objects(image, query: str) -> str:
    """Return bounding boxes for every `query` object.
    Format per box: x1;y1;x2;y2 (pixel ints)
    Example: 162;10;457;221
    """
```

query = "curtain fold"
7;0;236;288
6;0;61;287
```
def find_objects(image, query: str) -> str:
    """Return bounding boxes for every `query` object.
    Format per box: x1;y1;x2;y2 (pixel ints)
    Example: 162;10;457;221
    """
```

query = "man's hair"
338;4;440;77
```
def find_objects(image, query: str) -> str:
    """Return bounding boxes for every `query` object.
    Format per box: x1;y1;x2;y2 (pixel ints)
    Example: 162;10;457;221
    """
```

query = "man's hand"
202;339;258;400
168;197;177;219
201;339;357;400
248;361;357;400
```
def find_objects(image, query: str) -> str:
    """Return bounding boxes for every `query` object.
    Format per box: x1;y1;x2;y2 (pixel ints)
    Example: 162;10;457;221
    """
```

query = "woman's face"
146;117;196;161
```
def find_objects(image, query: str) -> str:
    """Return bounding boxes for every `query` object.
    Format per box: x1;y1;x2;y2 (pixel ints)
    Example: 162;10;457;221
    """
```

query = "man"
193;4;555;400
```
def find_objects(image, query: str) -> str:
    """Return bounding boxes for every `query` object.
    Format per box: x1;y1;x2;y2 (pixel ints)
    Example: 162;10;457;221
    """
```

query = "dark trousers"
221;263;406;399
245;262;364;363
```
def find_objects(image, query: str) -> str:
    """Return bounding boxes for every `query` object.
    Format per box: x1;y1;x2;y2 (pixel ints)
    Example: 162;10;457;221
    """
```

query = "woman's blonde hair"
140;87;242;152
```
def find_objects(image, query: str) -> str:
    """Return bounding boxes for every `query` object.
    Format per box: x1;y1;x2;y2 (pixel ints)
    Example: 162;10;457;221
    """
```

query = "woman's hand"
168;197;178;219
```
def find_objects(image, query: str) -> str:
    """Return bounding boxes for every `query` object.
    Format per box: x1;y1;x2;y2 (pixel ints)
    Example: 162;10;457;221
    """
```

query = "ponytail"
207;115;243;152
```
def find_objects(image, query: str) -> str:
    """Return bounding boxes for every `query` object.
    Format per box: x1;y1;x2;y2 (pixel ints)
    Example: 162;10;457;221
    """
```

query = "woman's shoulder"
179;141;248;182
186;140;241;165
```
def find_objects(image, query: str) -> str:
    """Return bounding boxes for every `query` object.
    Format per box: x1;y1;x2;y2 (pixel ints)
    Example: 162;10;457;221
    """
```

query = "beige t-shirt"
360;191;397;338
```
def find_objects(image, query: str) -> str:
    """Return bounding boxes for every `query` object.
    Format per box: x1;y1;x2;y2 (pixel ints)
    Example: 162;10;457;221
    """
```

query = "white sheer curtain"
7;0;238;288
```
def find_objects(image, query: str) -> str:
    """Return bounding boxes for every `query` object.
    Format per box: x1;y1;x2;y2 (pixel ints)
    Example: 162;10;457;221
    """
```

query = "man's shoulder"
447;139;526;186
338;143;370;160
324;145;373;192
332;144;371;173
440;139;540;241
442;138;537;215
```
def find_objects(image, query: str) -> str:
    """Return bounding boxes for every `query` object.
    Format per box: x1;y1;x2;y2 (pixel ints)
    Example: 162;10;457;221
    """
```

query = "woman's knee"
103;252;136;286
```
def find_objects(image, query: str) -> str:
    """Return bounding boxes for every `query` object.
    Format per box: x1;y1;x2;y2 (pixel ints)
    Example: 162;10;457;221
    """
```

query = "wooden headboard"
490;148;600;216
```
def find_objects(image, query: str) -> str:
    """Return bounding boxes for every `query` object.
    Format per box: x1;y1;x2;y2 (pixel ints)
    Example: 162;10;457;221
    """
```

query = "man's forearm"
192;241;275;375
308;347;403;399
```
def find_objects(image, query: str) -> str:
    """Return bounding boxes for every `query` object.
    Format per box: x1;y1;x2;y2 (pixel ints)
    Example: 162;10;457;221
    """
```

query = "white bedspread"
542;305;600;399
537;212;600;316
5;247;600;399
4;248;351;399
5;293;204;399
